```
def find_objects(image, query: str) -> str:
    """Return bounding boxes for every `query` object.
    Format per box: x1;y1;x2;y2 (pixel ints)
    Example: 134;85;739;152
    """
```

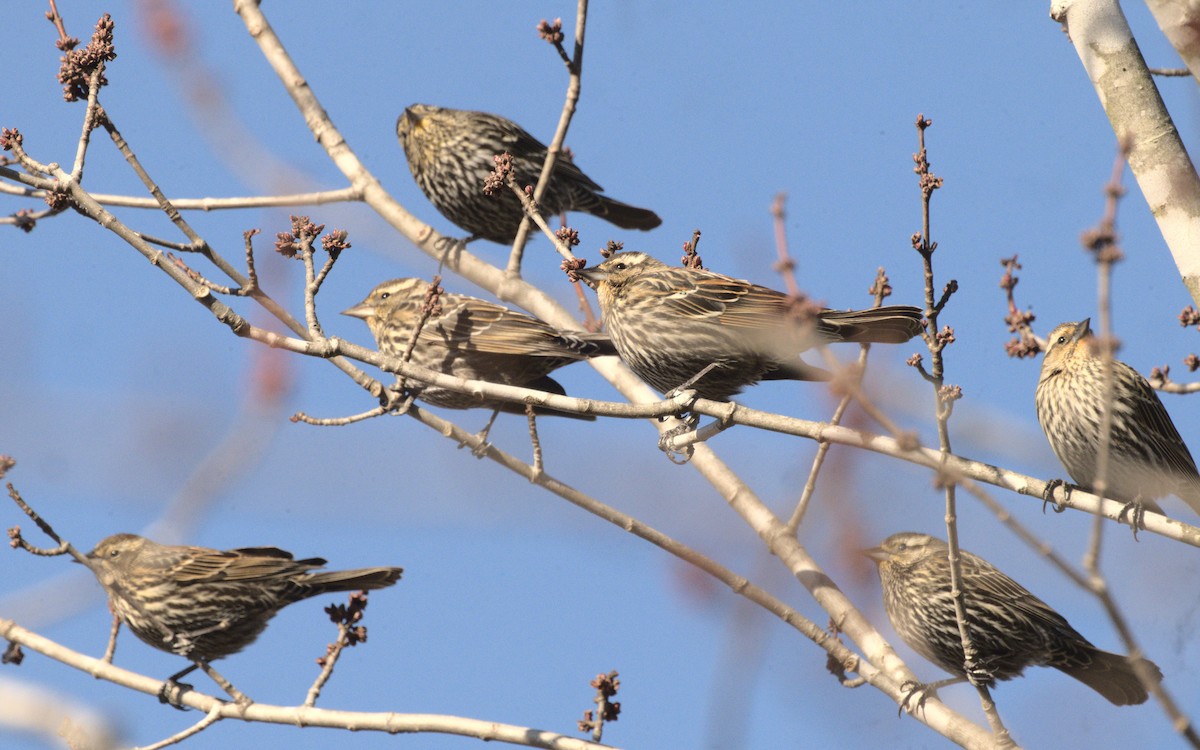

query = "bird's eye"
108;548;120;558
1057;336;1067;345
380;292;391;301
614;263;627;271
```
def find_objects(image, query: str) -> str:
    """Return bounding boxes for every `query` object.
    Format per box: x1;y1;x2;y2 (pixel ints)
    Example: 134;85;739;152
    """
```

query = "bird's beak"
397;107;420;138
1074;318;1092;341
575;266;603;287
861;546;888;563
341;302;374;319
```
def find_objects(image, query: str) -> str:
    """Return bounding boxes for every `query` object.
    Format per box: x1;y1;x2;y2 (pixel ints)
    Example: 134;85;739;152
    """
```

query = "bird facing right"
86;533;403;667
397;104;662;245
1036;318;1200;515
865;531;1160;706
343;277;615;417
576;251;925;401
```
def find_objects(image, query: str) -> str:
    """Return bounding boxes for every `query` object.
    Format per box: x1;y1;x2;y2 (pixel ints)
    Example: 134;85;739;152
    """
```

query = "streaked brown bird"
397;104;662;245
865;532;1160;706
1036;318;1200;516
86;533;402;693
343;277;615;418
576;251;925;401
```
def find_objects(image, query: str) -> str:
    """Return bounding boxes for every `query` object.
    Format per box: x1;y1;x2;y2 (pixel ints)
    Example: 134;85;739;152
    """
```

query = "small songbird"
575;251;924;401
397;104;661;245
1036;318;1200;516
86;534;403;697
342;277;615;418
865;532;1160;706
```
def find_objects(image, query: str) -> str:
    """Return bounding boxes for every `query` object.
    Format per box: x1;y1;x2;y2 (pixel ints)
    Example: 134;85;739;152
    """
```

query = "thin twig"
135;704;223;750
786;269;895;532
292;405;391;426
505;4;587;277
909;114;1009;743
69;62;106;181
0;180;362;209
102;613;119;664
304;630;345;708
770;192;802;296
503;171;580;263
526;404;545;476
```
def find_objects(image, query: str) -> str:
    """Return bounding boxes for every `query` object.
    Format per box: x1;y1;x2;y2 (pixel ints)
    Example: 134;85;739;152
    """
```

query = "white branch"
0;619;614;750
1051;0;1200;305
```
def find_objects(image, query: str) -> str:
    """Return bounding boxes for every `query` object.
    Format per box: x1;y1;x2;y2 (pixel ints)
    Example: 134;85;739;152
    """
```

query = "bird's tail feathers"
1056;650;1160;706
589;196;662;231
305;567;404;594
819;306;924;345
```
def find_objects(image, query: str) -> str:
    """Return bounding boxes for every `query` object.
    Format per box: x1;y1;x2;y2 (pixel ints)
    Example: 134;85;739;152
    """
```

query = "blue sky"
2;2;1199;748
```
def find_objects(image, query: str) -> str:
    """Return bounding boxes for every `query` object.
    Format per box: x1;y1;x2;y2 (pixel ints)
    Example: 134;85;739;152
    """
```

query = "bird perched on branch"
1036;318;1200;517
397;104;661;245
343;277;615;418
865;531;1160;706
575;251;924;401
86;533;403;701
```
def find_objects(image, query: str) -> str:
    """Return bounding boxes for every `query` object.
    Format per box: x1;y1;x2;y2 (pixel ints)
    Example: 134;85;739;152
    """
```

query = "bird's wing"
496;124;604;192
170;548;321;583
551;152;605;192
431;296;577;358
646;271;791;329
962;562;1084;642
1124;367;1200;476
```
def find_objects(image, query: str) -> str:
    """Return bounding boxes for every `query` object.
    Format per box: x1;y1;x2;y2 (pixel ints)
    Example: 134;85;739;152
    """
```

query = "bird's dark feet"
433;235;473;268
466;410;500;458
158;678;194;711
897;679;936;716
470;439;492;459
963;659;996;688
658;420;697;464
1117;497;1152;540
897;675;967;716
157;663;199;710
1041;479;1072;514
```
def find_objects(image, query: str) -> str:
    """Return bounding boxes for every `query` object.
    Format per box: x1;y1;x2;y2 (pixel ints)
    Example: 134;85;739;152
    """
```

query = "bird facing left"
343;277;616;418
397;103;662;245
85;533;403;699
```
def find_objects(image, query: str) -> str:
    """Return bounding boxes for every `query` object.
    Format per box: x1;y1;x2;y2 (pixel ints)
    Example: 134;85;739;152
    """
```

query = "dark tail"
304;566;404;595
817;305;924;345
1057;650;1161;706
589;196;662;231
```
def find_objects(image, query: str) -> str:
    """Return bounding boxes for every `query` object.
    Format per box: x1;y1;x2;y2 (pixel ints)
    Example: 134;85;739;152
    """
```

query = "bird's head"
1040;319;1094;377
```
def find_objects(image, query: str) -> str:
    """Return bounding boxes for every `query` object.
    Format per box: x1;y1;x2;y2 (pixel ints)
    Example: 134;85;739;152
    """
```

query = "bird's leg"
897;676;965;716
197;659;252;707
433;234;476;271
158;663;198;710
962;656;996;688
1041;479;1073;514
468;409;501;458
1116;496;1149;540
664;363;720;405
656;364;717;450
